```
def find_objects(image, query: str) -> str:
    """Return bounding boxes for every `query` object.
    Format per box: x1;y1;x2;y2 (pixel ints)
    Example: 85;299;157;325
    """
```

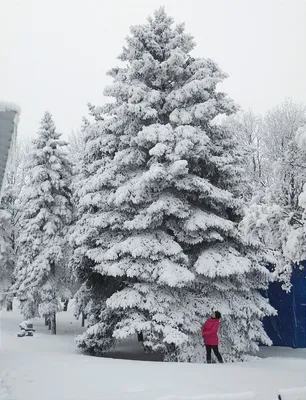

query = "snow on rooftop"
0;100;21;116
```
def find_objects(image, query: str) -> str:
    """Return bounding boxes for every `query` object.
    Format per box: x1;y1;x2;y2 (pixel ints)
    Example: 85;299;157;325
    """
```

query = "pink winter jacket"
201;318;220;345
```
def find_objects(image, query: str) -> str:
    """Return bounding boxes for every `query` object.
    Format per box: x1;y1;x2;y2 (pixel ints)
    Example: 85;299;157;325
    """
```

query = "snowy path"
1;305;306;400
0;371;12;400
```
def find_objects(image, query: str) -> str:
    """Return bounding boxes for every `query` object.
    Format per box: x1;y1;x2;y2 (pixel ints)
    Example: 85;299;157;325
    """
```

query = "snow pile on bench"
19;321;31;330
17;321;35;337
278;387;306;400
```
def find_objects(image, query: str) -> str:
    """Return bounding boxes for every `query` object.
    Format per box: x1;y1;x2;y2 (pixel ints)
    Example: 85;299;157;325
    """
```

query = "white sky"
1;0;305;139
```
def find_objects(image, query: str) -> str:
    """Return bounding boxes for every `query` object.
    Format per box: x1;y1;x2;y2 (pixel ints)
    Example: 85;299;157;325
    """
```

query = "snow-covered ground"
0;302;306;400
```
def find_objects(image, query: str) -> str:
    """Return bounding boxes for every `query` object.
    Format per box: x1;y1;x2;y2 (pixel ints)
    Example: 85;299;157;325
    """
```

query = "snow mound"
278;387;306;400
19;320;33;330
160;393;257;400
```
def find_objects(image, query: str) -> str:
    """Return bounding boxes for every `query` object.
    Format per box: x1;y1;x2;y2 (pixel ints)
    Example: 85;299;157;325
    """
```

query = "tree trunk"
81;312;86;327
45;316;49;326
51;312;56;335
63;299;69;311
6;300;13;311
137;332;144;342
48;318;51;330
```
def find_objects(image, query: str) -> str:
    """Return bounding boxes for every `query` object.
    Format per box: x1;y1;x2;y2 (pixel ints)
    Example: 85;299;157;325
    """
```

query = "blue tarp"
263;266;306;348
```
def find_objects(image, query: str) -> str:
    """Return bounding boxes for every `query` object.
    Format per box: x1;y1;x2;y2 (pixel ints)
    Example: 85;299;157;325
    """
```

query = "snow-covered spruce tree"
0;207;15;308
0;176;17;309
72;8;274;361
0;139;33;310
12;112;73;333
69;104;125;353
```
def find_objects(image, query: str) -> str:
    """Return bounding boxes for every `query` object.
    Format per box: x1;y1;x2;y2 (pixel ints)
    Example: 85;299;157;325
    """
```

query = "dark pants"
205;345;223;363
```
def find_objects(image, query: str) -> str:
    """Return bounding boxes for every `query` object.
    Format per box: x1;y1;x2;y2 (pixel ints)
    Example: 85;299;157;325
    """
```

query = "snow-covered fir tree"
0;176;17;309
70;105;123;350
0;139;32;310
0;207;15;308
71;8;274;361
13;112;73;333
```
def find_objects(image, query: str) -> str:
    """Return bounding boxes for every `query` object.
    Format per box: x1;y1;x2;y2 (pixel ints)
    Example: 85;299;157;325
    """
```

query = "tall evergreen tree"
71;8;274;361
0;207;15;307
13;112;73;333
0;140;32;310
70;106;123;351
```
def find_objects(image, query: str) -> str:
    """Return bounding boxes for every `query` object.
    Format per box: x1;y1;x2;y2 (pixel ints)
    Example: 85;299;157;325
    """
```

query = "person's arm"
201;322;207;336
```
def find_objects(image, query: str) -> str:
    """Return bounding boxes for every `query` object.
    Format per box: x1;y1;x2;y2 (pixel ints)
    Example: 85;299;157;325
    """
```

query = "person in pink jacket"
201;311;223;363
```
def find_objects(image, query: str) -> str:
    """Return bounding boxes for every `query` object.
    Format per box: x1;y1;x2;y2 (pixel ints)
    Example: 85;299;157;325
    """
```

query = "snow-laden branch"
0;283;34;296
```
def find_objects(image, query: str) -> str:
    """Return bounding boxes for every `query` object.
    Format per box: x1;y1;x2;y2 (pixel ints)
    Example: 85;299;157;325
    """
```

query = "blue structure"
263;266;306;348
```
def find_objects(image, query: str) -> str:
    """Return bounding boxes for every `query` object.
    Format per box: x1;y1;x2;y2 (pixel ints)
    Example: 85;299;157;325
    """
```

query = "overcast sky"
1;0;305;139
